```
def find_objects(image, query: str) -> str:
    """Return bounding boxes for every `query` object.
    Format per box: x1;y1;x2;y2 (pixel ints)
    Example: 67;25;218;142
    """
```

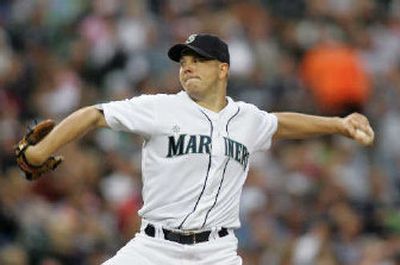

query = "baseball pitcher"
15;34;374;264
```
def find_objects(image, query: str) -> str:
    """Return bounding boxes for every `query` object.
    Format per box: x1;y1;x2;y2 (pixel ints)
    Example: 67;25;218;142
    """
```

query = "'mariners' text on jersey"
223;137;249;169
167;134;211;157
166;134;249;169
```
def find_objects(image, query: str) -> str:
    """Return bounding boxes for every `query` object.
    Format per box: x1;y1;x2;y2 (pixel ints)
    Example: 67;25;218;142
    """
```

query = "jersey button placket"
211;118;223;156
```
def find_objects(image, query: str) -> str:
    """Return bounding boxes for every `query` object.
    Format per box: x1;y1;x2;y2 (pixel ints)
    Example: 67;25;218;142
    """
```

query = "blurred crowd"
1;0;400;264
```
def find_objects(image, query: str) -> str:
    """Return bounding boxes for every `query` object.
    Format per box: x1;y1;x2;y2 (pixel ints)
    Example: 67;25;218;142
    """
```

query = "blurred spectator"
0;244;28;265
300;31;371;115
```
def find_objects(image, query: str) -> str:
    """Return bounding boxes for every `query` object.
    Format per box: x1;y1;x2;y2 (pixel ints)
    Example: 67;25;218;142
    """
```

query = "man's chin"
183;86;203;99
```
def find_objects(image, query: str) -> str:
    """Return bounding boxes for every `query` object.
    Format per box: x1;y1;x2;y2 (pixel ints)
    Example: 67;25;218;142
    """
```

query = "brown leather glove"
14;120;63;180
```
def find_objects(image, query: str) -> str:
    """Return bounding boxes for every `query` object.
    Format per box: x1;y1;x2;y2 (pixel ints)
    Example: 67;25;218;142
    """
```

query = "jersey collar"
178;91;237;119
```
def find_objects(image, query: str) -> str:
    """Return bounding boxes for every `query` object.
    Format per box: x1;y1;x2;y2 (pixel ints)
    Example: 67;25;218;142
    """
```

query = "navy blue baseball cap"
168;33;230;64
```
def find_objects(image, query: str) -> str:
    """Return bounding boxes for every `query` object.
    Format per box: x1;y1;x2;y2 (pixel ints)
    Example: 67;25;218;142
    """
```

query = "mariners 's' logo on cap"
185;34;197;44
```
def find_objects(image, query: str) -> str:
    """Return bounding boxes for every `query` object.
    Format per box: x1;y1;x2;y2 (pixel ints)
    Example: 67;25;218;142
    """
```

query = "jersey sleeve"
99;94;156;137
252;108;278;152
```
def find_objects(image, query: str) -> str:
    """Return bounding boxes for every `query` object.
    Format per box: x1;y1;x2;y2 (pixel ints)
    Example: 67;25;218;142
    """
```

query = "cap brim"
168;44;215;62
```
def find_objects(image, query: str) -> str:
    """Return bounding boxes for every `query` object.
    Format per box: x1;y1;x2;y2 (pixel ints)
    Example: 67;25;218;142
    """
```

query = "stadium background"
1;0;400;264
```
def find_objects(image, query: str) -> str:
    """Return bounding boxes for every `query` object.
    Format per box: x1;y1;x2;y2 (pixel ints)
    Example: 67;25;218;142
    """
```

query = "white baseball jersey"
100;91;277;231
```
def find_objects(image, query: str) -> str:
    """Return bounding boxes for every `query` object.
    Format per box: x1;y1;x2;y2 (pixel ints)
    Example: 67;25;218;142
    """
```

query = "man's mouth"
185;76;200;82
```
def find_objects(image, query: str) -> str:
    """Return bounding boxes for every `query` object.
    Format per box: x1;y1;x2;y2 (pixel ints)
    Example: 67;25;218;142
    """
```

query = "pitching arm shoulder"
25;106;108;165
272;112;374;146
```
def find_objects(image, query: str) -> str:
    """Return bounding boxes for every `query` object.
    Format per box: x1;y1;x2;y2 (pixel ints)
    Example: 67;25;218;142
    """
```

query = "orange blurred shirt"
301;43;370;114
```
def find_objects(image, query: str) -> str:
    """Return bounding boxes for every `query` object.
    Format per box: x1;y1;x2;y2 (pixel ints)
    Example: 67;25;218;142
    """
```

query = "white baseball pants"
102;227;242;265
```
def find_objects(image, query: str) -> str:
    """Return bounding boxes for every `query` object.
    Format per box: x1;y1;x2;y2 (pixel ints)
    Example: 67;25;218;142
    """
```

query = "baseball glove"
15;119;63;181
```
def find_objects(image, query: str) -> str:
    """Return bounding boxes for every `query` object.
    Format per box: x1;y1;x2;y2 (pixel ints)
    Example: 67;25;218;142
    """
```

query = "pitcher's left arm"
272;112;374;146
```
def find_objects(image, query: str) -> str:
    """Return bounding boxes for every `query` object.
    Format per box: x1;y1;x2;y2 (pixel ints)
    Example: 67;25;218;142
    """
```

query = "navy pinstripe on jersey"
178;110;213;229
201;107;241;228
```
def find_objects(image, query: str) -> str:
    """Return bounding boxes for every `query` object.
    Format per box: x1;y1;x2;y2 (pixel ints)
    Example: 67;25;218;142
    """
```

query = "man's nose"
182;63;194;73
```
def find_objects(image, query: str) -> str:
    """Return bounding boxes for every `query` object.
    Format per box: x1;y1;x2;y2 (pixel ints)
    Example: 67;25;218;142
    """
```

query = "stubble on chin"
183;85;203;101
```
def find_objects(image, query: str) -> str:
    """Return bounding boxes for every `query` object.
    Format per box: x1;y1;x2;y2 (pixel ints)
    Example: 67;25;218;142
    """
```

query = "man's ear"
219;63;229;79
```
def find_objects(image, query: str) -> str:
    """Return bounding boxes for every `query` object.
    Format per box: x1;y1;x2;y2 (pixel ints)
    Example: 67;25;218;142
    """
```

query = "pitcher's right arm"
25;106;108;165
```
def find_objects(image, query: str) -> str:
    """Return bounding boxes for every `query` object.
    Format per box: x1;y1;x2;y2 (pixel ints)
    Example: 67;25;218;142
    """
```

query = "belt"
144;224;229;245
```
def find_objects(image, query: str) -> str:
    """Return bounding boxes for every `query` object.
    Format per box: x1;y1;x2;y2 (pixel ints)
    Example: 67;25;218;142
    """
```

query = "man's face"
179;52;225;99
